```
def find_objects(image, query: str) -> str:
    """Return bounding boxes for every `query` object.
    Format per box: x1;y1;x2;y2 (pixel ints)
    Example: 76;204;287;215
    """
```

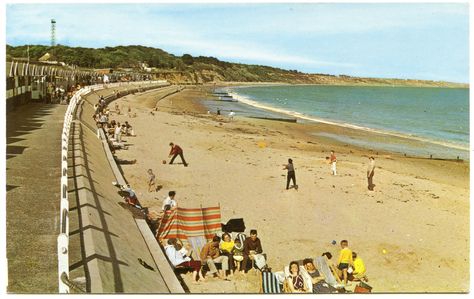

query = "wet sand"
109;85;469;293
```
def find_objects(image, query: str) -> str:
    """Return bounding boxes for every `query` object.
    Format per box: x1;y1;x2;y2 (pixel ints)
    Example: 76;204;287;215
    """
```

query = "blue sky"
5;3;470;83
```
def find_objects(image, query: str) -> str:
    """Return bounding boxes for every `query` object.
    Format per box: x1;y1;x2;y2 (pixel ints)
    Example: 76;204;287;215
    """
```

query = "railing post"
57;233;69;293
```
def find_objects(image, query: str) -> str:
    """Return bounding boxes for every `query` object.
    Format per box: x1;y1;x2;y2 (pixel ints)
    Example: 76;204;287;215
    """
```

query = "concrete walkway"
67;84;176;293
6;84;183;293
6;103;67;293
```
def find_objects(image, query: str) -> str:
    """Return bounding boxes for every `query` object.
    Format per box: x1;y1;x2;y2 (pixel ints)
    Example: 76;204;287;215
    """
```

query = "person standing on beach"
283;158;298;190
162;191;177;211
168;142;188;167
114;122;122;142
336;240;353;286
228;110;235;121
367;157;375;191
330;150;337;175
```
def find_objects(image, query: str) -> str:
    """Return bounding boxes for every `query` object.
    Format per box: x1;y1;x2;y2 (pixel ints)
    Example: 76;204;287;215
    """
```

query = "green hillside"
6;44;467;88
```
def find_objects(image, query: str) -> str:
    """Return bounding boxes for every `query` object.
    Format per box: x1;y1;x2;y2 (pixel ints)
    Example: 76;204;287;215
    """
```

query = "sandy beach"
108;85;469;293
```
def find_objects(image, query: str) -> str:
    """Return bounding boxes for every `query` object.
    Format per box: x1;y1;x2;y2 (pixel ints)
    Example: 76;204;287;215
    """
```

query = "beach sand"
109;86;469;293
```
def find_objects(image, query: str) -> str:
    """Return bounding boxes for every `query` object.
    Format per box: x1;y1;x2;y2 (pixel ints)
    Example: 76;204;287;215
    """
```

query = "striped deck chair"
186;235;207;261
261;271;282;293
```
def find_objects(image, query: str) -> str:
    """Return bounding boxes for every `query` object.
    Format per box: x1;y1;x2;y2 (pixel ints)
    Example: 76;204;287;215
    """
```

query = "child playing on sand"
350;252;368;282
337;240;353;286
147;169;156;192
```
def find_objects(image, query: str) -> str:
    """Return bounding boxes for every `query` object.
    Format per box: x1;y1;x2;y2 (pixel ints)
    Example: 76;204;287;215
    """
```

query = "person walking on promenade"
367;156;376;191
330;150;337;176
283;158;298;190
169;142;188;167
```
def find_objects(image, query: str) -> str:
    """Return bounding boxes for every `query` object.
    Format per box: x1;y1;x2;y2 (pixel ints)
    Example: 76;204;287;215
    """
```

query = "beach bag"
254;253;267;270
222;218;246;233
354;281;372;293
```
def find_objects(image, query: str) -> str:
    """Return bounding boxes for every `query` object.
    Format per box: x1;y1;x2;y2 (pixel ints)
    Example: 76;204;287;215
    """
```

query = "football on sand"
162;160;167;164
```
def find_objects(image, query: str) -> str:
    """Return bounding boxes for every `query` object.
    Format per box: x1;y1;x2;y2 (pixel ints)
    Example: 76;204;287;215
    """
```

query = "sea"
202;85;469;160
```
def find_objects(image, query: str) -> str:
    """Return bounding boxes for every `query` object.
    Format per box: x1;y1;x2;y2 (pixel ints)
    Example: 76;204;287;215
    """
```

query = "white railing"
57;80;167;293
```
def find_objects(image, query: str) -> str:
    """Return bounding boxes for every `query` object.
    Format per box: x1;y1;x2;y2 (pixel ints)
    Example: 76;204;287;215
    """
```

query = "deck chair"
283;265;313;293
235;232;246;246
260;271;282;293
186;236;207;261
315;256;344;289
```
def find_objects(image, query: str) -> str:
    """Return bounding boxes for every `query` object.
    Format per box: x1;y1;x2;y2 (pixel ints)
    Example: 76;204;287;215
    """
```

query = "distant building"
38;53;51;62
140;62;152;72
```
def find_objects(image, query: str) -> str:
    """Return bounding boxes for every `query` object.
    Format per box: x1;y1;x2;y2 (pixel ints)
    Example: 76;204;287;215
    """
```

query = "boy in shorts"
337;240;353;285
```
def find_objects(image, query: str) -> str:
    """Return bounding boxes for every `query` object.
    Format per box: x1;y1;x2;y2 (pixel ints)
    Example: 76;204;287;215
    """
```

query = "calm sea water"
209;85;469;159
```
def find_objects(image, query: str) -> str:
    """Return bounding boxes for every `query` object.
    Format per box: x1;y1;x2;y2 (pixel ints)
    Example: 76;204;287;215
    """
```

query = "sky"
5;2;470;83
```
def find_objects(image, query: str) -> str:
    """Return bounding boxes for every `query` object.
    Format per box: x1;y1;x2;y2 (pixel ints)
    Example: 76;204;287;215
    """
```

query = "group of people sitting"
92;95;137;153
282;240;368;293
162;229;267;284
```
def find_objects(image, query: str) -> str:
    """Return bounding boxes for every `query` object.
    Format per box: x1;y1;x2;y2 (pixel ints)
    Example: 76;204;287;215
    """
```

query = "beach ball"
258;141;266;148
382;249;387;254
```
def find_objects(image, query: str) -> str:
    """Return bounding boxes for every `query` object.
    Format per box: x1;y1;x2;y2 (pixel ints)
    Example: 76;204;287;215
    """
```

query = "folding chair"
260;271;282;293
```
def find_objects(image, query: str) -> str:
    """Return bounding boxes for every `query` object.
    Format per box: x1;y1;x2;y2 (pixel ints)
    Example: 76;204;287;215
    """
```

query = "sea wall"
67;82;184;293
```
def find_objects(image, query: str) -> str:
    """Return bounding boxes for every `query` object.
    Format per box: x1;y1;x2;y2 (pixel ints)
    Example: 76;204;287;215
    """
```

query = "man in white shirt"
114;123;122;142
164;238;204;282
228;110;235;121
162;191;177;211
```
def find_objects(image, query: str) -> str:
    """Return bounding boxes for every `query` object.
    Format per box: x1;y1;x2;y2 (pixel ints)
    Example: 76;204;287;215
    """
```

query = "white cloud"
157;37;357;69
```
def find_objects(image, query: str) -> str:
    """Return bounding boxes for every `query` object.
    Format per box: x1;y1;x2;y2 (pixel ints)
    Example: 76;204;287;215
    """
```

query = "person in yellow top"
219;232;236;275
336;240;353;285
350;252;368;282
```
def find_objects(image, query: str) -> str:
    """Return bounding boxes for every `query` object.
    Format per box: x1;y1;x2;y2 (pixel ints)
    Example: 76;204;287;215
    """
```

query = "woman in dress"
286;261;307;293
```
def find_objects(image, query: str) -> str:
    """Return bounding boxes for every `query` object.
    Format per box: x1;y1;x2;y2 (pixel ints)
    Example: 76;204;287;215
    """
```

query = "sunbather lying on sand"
303;258;337;293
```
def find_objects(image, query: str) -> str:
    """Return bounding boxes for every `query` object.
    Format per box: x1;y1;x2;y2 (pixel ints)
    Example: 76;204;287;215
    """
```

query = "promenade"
6;103;67;292
6;83;182;293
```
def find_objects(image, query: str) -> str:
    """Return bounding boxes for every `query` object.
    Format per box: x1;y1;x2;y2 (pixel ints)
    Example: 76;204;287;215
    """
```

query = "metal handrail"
57;80;166;293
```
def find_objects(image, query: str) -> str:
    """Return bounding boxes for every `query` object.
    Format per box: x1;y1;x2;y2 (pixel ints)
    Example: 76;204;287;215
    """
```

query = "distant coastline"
7;44;469;88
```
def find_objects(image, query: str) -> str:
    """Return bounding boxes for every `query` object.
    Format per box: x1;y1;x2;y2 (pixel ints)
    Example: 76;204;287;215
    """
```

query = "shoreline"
200;85;470;162
204;85;469;160
205;81;469;89
110;86;469;292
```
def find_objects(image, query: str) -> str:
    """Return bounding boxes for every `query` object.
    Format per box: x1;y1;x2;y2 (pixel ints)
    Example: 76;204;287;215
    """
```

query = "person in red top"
169;142;188;167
